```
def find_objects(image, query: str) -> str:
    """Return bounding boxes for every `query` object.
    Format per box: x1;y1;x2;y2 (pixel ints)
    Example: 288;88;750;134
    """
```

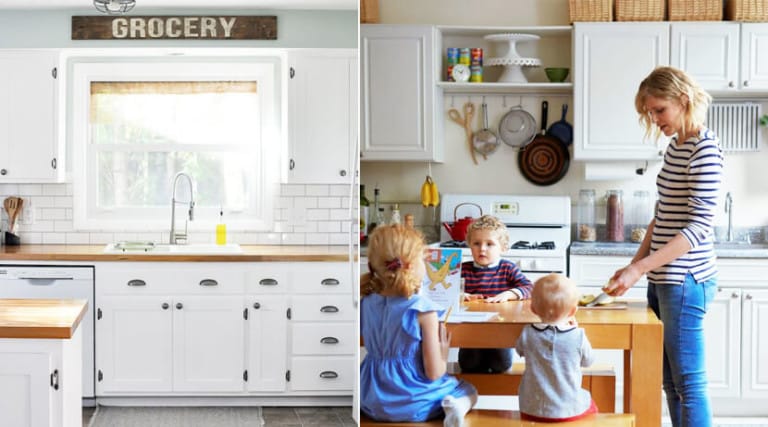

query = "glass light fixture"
93;0;136;14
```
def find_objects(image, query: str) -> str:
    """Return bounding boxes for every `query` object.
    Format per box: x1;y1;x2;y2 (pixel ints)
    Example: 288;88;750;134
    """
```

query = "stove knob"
530;260;539;270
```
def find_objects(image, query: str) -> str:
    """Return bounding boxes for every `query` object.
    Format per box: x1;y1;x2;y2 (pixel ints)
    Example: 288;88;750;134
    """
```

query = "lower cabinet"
95;261;353;398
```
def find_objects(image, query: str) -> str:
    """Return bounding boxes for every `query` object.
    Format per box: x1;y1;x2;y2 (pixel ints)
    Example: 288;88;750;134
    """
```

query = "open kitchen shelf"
436;25;573;94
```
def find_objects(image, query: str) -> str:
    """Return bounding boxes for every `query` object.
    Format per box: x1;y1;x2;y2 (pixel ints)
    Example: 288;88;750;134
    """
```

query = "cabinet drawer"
291;262;351;294
245;264;289;294
97;263;245;295
569;255;647;288
292;323;355;355
290;356;354;391
291;295;355;322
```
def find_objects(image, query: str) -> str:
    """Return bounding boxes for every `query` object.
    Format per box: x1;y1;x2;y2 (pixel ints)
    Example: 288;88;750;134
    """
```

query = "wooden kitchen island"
0;299;88;427
451;300;662;427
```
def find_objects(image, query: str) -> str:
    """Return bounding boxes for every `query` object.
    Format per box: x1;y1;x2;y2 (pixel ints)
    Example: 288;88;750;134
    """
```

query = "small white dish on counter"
103;242;243;255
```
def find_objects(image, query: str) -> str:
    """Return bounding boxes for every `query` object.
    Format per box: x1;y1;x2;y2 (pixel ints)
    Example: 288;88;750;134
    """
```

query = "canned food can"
446;47;459;65
470;65;483;83
471;48;483;66
458;48;471;65
446;65;454;82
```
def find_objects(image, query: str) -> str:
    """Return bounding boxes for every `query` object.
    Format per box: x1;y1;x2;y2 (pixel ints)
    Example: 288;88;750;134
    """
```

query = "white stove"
433;194;571;281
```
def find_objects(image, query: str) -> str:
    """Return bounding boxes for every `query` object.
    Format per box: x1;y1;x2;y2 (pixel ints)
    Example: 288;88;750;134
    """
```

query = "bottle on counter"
390;204;401;225
630;190;652;243
606;190;625;242
577;189;597;242
360;185;370;243
368;186;381;235
216;207;227;245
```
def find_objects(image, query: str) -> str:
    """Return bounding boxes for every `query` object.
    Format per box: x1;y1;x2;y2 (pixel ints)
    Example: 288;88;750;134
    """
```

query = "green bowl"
545;67;569;83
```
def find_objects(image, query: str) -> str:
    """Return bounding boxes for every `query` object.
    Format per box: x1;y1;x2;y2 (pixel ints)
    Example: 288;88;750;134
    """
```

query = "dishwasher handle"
18;275;74;281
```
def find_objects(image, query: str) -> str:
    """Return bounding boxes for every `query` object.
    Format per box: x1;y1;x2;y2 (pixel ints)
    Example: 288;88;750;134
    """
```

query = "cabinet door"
0;352;53;426
288;50;357;184
742;289;768;399
173;296;245;392
671;23;739;91
96;296;173;393
704;287;741;398
360;24;442;162
247;295;288;392
574;23;669;161
740;24;768;91
0;50;61;183
569;255;647;288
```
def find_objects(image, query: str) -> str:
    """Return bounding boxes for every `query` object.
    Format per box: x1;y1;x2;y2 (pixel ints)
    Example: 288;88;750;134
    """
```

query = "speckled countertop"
569;241;768;258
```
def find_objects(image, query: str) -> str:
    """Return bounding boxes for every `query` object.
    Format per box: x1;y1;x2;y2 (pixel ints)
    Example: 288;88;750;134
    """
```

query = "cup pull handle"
127;279;146;287
320;336;339;344
319;371;338;379
199;279;218;287
321;278;340;286
259;278;278;286
320;305;339;313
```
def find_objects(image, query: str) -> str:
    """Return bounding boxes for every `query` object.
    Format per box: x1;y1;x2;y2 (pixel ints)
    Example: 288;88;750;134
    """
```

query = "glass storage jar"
630;190;652;243
577;189;597;242
606;190;624;242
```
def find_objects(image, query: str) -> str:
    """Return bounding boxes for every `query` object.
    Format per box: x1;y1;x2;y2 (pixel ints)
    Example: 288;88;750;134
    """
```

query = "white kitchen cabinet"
360;24;443;162
573;23;669;161
287;49;357;184
704;287;741;398
173;296;245;393
0;330;81;427
289;262;355;393
741;288;768;399
671;22;768;93
0;50;63;183
246;294;288;392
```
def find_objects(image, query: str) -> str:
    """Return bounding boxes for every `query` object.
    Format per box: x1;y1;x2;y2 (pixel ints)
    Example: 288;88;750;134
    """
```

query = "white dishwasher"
0;265;95;401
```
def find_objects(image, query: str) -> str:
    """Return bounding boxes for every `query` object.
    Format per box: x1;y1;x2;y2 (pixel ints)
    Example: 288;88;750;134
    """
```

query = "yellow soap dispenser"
216;207;227;245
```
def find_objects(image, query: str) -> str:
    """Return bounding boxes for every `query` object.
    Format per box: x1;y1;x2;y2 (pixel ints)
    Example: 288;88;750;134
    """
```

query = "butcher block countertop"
0;244;355;262
0;299;88;339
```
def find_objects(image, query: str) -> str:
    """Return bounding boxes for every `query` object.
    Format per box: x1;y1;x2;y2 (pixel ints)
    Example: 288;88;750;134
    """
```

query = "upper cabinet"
671;22;768;93
287;49;357;184
0;50;64;183
360;25;443;162
574;23;669;161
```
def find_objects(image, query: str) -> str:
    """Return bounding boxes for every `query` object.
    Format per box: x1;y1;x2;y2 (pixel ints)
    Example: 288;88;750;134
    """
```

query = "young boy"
516;273;597;422
458;215;533;373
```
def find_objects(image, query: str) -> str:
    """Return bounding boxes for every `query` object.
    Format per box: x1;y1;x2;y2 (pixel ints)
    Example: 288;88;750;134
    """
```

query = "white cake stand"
484;33;541;83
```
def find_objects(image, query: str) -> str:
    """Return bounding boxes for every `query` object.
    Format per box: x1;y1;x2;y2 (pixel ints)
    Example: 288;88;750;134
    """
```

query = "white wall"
362;0;768;228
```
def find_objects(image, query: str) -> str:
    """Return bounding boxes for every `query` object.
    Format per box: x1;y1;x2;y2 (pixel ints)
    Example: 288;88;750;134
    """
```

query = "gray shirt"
515;323;595;419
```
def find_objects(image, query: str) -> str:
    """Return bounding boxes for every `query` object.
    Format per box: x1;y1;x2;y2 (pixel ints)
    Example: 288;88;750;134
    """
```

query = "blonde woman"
606;66;723;427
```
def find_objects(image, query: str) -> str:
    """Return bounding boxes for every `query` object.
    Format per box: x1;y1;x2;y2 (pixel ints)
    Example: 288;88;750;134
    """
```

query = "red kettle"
442;203;483;241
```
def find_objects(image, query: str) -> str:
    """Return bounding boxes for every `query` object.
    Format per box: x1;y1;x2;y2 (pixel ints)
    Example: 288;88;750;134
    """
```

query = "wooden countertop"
0;244;355;262
0;299;88;339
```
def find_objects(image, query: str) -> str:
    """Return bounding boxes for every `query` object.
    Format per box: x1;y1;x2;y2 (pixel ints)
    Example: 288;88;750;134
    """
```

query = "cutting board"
579;302;628;310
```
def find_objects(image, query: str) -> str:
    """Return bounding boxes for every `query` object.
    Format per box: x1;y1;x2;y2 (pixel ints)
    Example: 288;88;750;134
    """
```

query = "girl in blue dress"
361;224;477;426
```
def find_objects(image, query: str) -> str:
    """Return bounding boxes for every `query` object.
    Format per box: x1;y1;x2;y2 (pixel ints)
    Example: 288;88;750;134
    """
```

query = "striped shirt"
649;127;723;286
461;259;533;299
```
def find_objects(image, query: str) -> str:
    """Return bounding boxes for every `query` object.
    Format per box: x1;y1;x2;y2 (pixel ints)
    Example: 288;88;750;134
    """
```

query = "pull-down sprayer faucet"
170;172;195;244
725;192;734;243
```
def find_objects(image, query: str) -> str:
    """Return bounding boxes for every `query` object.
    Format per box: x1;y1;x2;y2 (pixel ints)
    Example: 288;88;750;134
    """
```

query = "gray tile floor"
82;406;356;427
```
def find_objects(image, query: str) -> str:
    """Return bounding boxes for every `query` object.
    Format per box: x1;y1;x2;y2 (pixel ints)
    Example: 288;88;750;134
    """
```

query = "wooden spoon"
10;198;23;234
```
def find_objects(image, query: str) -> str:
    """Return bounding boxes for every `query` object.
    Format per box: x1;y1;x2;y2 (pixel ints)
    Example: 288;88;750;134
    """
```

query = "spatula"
4;197;18;232
10;198;23;234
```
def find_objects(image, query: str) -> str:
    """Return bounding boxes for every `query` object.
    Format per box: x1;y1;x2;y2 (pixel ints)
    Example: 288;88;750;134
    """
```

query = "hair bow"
385;258;403;271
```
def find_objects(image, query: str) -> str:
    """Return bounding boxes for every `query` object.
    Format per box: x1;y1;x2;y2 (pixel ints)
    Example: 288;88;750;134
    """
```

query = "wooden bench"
361;410;635;426
451;362;616;413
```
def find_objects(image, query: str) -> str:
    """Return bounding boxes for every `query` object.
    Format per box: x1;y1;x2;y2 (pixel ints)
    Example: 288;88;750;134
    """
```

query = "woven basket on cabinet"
669;0;723;20
615;0;666;21
726;0;768;21
569;0;613;22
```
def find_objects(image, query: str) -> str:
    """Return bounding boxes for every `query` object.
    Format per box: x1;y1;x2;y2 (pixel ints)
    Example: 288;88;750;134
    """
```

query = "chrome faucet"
170;172;195;245
725;192;734;242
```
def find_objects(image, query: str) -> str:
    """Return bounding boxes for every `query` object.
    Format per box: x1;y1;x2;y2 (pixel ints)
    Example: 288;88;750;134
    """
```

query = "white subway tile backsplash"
0;183;353;248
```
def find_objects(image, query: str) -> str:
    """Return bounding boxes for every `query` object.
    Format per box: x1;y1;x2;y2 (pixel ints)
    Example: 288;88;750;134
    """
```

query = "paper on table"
442;311;498;323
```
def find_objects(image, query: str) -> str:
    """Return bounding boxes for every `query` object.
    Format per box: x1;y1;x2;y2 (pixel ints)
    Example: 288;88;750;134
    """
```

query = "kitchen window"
71;57;282;231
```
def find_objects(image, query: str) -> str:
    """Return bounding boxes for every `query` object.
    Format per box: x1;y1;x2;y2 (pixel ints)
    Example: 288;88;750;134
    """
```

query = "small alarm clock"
451;64;471;82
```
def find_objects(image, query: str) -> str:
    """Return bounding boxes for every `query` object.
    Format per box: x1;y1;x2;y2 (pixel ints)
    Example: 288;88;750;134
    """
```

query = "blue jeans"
647;273;717;427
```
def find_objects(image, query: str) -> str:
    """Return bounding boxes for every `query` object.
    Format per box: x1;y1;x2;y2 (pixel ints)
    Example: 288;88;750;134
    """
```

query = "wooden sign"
72;15;277;40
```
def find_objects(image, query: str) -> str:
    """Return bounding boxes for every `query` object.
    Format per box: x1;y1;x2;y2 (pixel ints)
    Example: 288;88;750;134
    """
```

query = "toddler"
360;224;477;426
458;215;533;373
516;273;598;422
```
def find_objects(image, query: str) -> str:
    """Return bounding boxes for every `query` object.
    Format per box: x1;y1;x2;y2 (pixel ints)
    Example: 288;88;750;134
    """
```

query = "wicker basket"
615;0;666;21
726;0;768;21
569;0;613;22
669;0;723;20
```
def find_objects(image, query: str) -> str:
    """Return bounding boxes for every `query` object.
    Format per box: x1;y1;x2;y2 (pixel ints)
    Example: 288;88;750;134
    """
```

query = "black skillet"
518;101;570;186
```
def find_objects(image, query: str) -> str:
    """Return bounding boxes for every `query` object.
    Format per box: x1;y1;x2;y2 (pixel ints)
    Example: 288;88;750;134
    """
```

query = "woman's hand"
485;290;518;303
605;263;644;296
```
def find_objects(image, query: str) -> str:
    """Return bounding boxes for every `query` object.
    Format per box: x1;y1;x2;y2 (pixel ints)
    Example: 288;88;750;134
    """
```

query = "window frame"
70;52;284;232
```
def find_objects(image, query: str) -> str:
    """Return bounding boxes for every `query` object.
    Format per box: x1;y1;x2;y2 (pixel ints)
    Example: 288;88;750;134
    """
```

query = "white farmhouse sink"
103;242;243;255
